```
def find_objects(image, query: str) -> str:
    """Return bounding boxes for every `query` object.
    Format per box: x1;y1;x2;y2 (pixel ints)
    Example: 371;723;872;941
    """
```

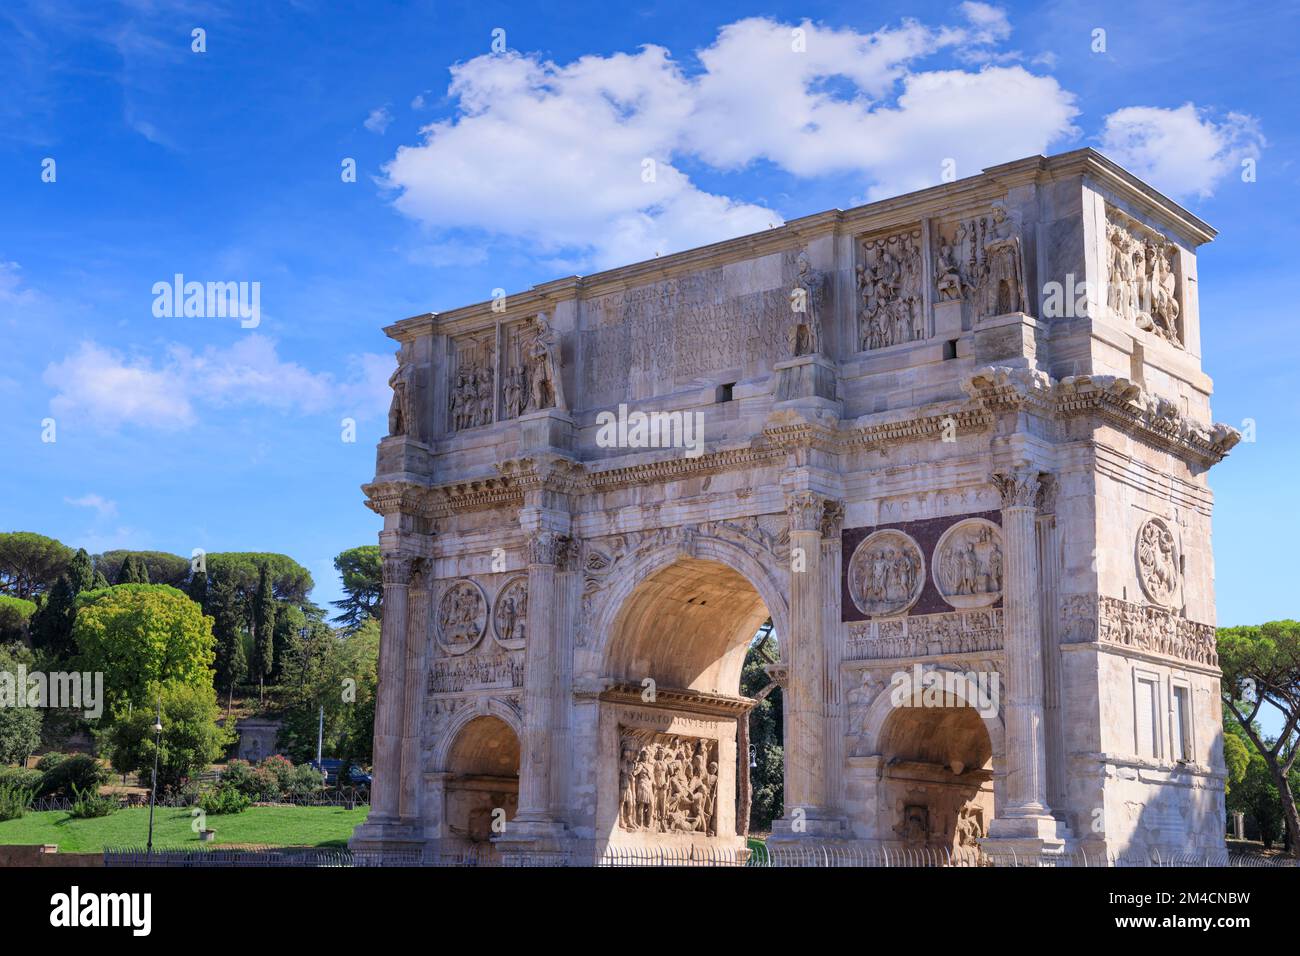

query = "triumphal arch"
350;149;1239;863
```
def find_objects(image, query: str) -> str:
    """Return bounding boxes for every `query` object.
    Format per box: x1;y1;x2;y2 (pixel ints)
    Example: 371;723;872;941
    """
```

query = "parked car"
309;759;372;789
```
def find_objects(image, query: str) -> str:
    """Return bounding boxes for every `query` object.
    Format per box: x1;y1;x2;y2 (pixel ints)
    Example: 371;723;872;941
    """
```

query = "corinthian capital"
381;554;416;587
991;470;1041;509
785;491;826;533
526;529;572;567
820;499;846;539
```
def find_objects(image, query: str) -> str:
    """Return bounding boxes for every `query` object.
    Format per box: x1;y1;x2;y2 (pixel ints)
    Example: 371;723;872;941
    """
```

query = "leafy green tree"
28;549;94;659
96;551;189;588
331;545;382;628
272;602;306;683
107;682;234;793
114;554;151;585
0;643;42;763
739;622;783;832
1224;733;1250;796
90;570;109;589
0;596;36;645
72;584;216;718
277;618;379;765
251;565;276;699
1219;621;1300;857
0;532;74;600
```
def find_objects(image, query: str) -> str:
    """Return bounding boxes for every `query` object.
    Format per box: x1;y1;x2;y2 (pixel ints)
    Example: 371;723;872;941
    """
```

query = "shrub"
38;753;107;798
284;761;324;798
199;785;250;816
0;766;42;791
35;752;68;774
68;783;117;818
0;783;33;821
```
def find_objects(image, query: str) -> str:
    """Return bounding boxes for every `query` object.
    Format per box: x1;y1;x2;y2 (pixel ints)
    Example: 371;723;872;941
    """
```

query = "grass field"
0;805;368;853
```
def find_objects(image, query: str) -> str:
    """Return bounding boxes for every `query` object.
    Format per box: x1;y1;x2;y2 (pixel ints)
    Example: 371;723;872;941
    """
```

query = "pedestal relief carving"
847;529;925;617
1106;209;1182;347
492;575;528;650
787;250;826;357
856;228;924;350
618;730;719;836
933;518;1004;609
1135;516;1180;607
435;579;487;654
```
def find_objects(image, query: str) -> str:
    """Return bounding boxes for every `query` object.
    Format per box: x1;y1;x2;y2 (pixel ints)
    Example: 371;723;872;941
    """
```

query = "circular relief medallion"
847;530;925;617
492;576;528;650
436;579;487;654
1135;516;1179;606
933;518;1004;610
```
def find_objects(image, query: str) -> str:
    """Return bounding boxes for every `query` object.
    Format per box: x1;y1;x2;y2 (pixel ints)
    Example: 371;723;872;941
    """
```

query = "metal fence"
29;791;369;813
103;843;1297;868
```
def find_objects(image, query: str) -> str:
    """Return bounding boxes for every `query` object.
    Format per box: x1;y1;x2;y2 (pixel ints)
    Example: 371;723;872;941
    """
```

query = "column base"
492;817;573;865
348;817;425;861
768;807;849;841
983;812;1072;859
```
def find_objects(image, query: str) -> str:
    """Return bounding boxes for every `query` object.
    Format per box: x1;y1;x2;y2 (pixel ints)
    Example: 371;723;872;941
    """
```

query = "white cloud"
65;493;118;517
43;336;392;432
411;91;431;109
0;261;38;306
381;12;1078;270
1099;103;1264;199
364;105;393;134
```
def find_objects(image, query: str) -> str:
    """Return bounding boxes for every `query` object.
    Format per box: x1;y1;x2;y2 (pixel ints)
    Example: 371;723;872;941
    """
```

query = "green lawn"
0;805;369;853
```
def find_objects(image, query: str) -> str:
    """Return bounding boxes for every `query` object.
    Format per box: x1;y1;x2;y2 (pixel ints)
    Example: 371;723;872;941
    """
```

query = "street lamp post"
146;696;163;859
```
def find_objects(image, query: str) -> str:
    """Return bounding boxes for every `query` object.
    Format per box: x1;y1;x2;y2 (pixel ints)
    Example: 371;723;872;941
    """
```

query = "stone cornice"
362;479;437;519
598;682;756;718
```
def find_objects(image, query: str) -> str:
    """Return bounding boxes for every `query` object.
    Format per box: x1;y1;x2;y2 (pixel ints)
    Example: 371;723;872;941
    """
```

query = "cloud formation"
382;10;1079;270
1099;103;1264;199
43;335;392;432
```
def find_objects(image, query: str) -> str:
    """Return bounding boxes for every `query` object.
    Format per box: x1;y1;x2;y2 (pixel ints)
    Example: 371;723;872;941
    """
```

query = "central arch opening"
598;556;779;852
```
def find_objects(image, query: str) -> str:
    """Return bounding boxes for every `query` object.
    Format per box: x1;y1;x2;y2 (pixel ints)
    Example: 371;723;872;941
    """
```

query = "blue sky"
0;0;1295;625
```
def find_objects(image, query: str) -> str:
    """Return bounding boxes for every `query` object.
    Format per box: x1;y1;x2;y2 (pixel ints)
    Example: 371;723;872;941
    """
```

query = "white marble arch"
430;695;524;771
577;532;792;692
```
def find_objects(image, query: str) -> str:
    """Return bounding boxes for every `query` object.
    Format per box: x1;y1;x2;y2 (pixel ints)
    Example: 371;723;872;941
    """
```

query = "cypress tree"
251;564;276;702
29;549;93;659
210;578;247;709
115;554;150;585
186;569;208;610
91;570;109;589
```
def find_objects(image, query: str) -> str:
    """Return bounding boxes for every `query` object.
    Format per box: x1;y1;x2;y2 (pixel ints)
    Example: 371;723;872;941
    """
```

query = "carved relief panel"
933;518;1004;609
435;579;488;654
1135;516;1180;607
855;227;925;350
933;202;1028;320
617;729;719;836
492;575;528;650
1105;207;1182;347
847;529;926;617
449;330;496;431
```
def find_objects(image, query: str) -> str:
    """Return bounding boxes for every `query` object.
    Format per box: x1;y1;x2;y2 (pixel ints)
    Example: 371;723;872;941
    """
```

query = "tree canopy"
96;550;189;588
72;584;216;719
331;545;382;628
0;532;74;600
1219;620;1300;856
107;682;233;792
0;596;36;645
205;552;314;605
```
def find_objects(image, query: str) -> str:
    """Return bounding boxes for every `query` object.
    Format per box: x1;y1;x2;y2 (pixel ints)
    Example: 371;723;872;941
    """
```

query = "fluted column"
371;553;412;822
516;530;565;821
399;559;430;822
782;491;828;817
820;500;846;818
987;470;1066;849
